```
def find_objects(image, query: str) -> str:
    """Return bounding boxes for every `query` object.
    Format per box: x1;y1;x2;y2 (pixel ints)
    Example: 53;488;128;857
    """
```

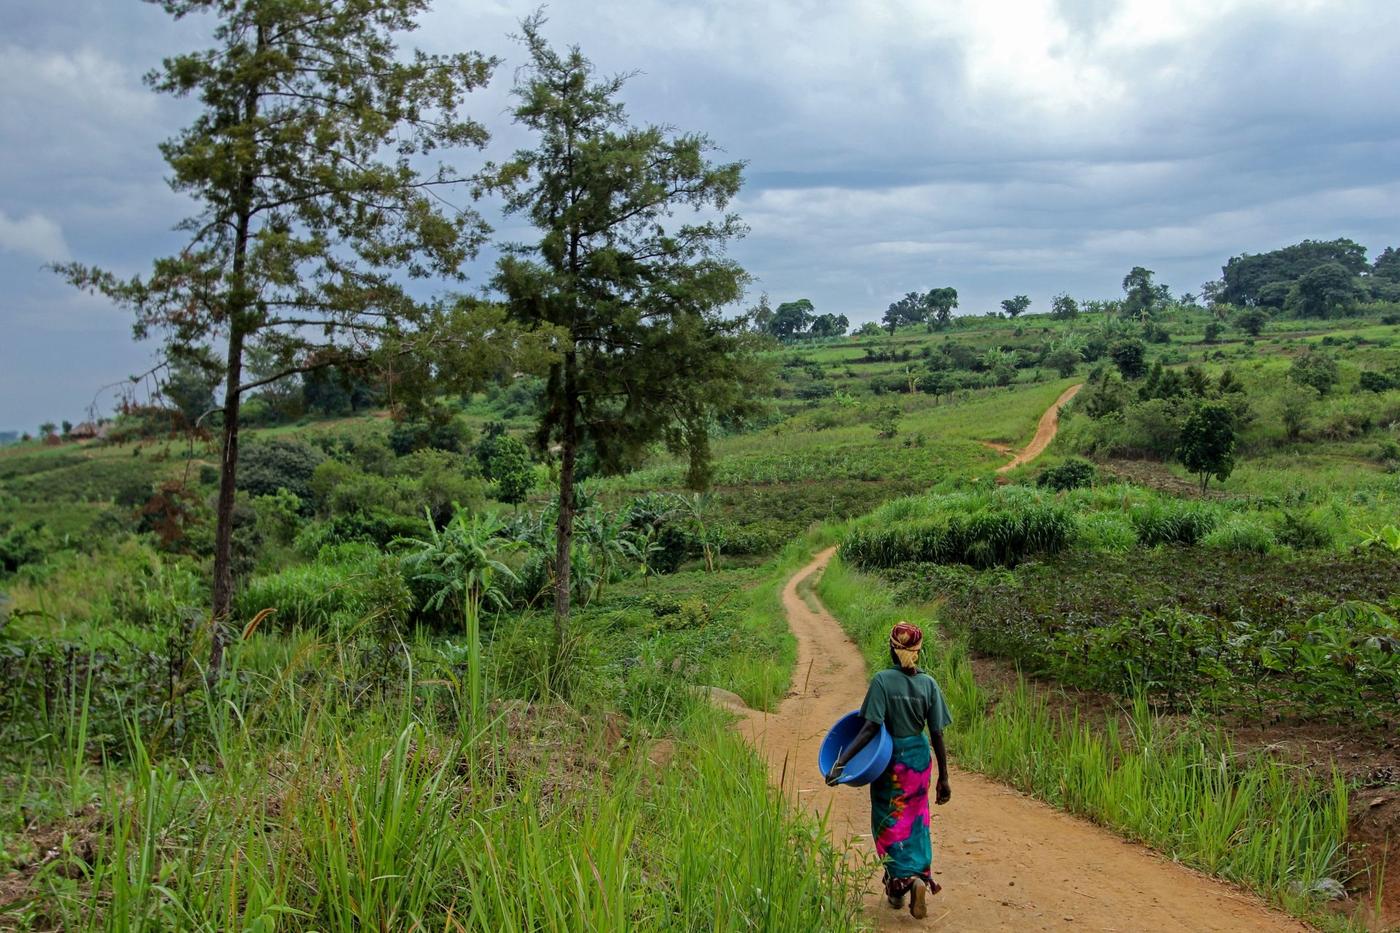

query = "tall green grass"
815;556;1356;922
4;531;868;931
842;486;1076;568
24;670;863;931
840;479;1385;569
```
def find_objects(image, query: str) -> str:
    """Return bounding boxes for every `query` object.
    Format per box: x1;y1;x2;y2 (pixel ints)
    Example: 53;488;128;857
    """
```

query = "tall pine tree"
57;0;497;678
486;17;765;667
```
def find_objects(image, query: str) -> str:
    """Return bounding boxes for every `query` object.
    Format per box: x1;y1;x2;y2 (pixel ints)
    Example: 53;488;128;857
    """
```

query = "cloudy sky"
2;0;1399;430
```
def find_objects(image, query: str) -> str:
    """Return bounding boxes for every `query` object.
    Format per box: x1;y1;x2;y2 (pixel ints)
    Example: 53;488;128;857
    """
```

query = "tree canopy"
769;298;816;340
1286;262;1365;318
1121;267;1165;320
1178;403;1237;493
808;312;849;339
1050;293;1079;320
883;287;958;332
1217;238;1370;309
1000;295;1031;318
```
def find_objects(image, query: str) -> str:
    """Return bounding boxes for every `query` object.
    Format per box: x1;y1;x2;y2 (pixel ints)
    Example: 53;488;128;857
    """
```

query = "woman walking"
825;621;952;919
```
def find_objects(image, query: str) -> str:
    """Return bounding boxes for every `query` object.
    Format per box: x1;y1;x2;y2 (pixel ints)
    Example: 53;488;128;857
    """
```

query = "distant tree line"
1210;238;1400;317
880;287;959;332
750;295;849;342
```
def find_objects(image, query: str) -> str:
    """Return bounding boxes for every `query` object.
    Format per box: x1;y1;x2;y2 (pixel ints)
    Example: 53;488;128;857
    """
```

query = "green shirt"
859;667;953;738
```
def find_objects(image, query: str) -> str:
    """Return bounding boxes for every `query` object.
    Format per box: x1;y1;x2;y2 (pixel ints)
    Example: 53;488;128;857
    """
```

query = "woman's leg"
872;736;938;915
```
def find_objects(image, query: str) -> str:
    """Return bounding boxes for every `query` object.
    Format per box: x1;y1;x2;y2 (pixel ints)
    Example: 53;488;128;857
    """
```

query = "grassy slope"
3;306;1397;928
0;535;866;930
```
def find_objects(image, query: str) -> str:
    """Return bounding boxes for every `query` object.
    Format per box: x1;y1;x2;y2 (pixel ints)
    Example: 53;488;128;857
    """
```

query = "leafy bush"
237;439;326;505
488;435;536;507
1358;370;1395;393
297;510;425;551
1109;339;1147;379
393;449;485;526
387;405;471;455
0;521;55;573
1288;349;1339;395
1273;511;1335;549
1036;459;1095;492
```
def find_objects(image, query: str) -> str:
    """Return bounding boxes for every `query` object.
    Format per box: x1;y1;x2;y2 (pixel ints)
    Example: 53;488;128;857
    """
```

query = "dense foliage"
882;547;1400;722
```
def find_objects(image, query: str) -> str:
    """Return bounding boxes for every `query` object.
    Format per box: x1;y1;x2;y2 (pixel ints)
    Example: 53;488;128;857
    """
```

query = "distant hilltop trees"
750;295;850;342
862;236;1400;338
1214;238;1400;317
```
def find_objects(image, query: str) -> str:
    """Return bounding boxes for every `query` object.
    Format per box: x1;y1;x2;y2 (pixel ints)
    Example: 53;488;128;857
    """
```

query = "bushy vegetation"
842;487;1076;569
840;478;1384;576
877;545;1400;723
0;519;864;928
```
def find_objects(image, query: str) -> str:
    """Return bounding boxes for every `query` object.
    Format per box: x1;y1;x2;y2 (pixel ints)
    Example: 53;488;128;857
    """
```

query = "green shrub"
1036;459;1096;492
1109;339;1147;379
1289;349;1339;395
1358;370;1394;393
388;405;471;455
394;449;485;526
1273;511;1335;549
0;521;55;574
237;438;326;505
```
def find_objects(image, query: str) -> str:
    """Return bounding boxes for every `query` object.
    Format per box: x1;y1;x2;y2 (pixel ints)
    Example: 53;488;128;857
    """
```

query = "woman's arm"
931;730;951;804
825;720;881;785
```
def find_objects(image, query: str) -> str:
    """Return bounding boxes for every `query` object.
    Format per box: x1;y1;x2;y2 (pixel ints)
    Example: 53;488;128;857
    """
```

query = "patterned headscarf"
890;621;924;670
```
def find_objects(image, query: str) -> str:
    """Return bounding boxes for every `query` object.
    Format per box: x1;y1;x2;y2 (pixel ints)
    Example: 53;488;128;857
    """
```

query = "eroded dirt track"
738;549;1311;931
995;383;1083;474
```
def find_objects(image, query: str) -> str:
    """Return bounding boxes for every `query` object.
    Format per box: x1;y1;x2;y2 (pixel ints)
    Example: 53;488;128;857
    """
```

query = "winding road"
994;382;1083;474
735;390;1309;930
739;550;1309;931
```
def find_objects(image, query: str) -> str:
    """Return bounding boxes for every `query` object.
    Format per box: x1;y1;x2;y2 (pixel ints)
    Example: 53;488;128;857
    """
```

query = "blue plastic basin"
817;710;892;787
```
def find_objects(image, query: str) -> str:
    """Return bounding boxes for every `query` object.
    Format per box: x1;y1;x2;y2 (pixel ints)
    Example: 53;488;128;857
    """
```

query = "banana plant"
1359;524;1400;554
578;510;632;605
395;507;520;724
674;492;723;572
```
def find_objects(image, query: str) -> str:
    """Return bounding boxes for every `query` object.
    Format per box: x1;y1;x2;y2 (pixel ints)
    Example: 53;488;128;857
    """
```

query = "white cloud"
0;209;71;262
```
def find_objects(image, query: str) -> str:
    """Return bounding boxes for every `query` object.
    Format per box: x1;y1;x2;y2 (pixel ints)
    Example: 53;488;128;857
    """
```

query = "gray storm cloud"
2;0;1398;427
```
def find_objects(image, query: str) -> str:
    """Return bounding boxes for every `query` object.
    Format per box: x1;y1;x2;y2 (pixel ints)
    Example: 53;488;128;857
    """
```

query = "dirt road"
995;383;1083;474
738;549;1311;931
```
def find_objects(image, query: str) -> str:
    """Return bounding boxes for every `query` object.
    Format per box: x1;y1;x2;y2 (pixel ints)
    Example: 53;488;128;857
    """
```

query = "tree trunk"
209;327;245;680
551;351;578;670
209;32;262;683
